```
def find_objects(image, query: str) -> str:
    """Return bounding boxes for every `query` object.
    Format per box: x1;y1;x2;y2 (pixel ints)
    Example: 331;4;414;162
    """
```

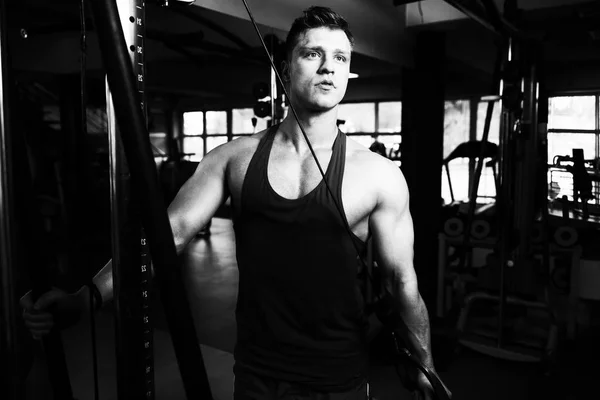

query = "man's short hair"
285;6;354;61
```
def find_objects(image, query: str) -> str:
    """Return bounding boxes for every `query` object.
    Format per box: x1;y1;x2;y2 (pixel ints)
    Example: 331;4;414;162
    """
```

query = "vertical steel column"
91;0;213;398
0;0;19;396
497;37;518;349
106;0;154;398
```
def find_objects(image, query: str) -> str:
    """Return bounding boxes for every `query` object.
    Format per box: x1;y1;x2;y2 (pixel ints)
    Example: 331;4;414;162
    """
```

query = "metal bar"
0;0;19;396
479;0;521;38
443;0;499;34
497;37;518;349
106;0;155;398
89;0;213;398
458;44;503;269
548;129;598;134
443;0;525;40
169;4;252;51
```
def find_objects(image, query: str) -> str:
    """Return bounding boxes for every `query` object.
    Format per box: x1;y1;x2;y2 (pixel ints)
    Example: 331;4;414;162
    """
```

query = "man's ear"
281;61;290;82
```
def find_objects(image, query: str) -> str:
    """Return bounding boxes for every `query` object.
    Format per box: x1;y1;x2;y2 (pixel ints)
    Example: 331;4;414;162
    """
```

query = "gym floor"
22;218;596;400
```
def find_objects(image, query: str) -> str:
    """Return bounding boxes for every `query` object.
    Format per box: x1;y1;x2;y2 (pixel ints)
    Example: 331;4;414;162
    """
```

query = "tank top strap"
326;129;347;200
240;124;279;212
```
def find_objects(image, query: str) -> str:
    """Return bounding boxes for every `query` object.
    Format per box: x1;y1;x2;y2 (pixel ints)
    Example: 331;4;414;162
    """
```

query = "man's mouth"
316;80;335;89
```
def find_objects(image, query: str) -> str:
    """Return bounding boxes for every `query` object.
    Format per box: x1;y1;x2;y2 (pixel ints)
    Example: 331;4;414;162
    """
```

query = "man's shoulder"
345;136;408;194
208;129;268;160
346;137;402;175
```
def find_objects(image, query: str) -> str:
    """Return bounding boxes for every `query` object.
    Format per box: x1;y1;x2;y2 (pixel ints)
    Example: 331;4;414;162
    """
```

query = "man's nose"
318;55;335;75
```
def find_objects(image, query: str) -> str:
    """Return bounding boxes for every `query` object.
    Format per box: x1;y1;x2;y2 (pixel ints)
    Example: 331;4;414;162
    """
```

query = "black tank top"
233;125;369;392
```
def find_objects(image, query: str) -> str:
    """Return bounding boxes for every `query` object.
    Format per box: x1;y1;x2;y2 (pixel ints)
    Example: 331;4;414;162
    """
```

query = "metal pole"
106;0;155;398
0;0;19;396
89;0;213;398
497;37;517;349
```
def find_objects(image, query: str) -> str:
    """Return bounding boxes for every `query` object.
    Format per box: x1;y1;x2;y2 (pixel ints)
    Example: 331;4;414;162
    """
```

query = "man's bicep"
167;148;229;250
370;169;416;285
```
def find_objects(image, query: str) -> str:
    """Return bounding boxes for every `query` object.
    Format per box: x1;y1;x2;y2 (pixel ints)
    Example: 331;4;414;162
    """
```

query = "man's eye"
306;52;319;59
335;55;347;62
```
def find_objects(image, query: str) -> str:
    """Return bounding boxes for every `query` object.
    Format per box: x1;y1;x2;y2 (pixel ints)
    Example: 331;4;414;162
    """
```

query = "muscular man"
22;6;443;400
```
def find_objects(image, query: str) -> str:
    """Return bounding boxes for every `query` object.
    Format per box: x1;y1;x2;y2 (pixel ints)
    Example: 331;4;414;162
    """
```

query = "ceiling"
5;0;600;109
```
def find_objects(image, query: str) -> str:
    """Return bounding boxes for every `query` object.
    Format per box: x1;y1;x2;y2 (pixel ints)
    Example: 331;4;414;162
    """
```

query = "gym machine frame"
90;0;213;398
440;0;559;364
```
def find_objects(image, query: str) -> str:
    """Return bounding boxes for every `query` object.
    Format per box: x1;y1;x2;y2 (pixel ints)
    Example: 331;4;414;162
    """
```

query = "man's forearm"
393;292;434;369
377;283;435;369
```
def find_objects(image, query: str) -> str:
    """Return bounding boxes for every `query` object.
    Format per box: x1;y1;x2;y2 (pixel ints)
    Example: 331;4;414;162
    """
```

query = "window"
183;137;204;161
206;136;228;153
338;103;376;133
548;132;596;163
337;101;402;162
476;100;501;144
442;100;470;204
182;111;204;161
549;96;595;131
547;95;599;204
206;111;227;134
183;111;204;135
232;108;267;134
378;101;402;133
475;100;502;202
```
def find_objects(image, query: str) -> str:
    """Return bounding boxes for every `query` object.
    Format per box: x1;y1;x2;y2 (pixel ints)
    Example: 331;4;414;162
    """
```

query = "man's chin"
306;100;340;113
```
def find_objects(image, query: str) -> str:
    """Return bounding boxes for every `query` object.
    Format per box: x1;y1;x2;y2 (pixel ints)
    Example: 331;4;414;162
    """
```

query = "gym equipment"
90;0;213;398
470;219;492;240
452;7;560;366
444;217;464;237
553;226;578;248
0;4;22;394
103;0;157;397
442;140;499;205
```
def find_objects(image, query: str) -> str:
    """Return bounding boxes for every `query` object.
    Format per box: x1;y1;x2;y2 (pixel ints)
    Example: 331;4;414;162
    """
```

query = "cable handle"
392;333;452;400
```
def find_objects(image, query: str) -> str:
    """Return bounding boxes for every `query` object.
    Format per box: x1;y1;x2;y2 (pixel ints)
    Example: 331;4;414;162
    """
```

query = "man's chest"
226;150;376;228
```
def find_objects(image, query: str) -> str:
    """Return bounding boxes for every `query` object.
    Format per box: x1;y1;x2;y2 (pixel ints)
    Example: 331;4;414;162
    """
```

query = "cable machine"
447;0;558;365
90;0;213;398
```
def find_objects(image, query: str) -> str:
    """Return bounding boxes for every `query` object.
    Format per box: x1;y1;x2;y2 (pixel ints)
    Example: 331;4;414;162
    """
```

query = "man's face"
287;27;352;112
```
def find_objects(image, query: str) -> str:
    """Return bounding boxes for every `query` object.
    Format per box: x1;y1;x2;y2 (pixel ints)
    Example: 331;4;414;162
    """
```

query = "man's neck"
278;108;339;152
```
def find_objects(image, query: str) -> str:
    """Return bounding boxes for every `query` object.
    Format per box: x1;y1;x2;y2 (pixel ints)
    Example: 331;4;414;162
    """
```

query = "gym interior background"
2;0;600;399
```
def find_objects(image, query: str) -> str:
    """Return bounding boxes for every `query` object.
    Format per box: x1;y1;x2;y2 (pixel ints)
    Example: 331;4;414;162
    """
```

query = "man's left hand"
413;371;452;400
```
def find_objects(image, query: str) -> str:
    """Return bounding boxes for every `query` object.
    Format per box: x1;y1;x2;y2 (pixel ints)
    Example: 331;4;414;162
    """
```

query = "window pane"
207;136;228;153
338;103;375;133
548;168;574;201
378;102;402;133
232;108;268;134
476;100;501;144
363;134;402;159
442;162;469;204
206;111;227;134
183;111;204;135
549;96;596;130
183;137;204;161
547;132;595;163
444;100;470;159
442;100;470;204
477;169;497;203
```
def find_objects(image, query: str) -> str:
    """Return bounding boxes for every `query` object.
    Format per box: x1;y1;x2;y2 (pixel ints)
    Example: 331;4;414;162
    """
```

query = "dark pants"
233;370;368;400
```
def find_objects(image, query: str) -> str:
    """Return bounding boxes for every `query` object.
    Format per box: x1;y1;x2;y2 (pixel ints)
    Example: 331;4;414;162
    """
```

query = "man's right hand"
20;286;88;340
